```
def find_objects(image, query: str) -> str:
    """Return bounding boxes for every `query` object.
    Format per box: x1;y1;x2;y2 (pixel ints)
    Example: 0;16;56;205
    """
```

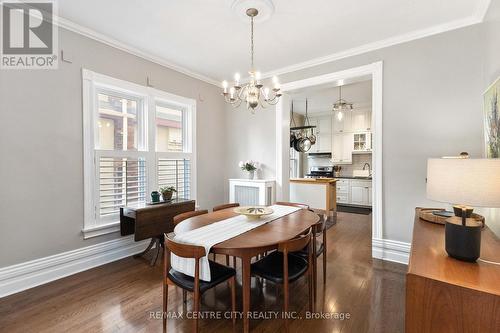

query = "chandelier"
332;85;353;120
222;8;281;112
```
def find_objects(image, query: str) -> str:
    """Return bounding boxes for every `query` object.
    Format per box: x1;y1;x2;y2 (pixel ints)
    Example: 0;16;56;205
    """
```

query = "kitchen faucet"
363;163;371;175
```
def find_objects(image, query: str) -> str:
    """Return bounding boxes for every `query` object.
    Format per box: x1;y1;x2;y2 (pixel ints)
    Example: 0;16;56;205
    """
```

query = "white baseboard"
0;236;150;298
372;238;411;265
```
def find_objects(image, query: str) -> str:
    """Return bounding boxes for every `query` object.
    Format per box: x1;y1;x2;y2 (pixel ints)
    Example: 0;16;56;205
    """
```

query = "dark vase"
151;191;160;203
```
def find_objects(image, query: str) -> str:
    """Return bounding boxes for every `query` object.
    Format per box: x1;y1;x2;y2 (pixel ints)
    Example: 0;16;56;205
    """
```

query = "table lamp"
426;157;500;262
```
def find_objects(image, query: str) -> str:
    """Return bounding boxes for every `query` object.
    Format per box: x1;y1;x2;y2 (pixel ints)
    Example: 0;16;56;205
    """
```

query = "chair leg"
163;283;168;333
230;276;236;326
308;265;313;312
313;245;318;302
182;290;187;313
226;255;230;266
283;280;289;333
323;233;327;284
233;256;237;269
193;289;200;333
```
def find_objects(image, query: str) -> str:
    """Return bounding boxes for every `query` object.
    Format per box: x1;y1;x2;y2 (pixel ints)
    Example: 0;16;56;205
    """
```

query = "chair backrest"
213;203;240;212
278;228;312;253
275;201;310;210
314;213;327;234
165;236;206;259
164;236;206;292
173;210;208;225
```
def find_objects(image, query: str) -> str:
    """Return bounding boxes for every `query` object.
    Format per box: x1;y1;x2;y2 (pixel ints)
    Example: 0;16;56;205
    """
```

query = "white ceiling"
56;0;491;84
290;79;372;115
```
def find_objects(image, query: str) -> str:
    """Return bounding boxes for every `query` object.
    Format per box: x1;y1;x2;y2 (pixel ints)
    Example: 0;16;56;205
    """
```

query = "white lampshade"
426;158;500;207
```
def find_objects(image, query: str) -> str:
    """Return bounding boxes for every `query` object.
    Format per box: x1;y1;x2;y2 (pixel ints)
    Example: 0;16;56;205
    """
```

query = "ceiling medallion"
332;85;353;121
222;7;281;112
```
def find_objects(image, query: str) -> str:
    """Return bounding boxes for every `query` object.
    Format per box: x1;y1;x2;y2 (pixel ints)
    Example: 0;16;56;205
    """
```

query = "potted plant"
159;186;177;201
238;160;260;179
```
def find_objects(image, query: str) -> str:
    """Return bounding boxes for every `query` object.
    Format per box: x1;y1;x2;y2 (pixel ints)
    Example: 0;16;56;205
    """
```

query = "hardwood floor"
0;212;406;332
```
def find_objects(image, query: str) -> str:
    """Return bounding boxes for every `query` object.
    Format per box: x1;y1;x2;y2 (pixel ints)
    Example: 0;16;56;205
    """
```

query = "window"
83;69;196;238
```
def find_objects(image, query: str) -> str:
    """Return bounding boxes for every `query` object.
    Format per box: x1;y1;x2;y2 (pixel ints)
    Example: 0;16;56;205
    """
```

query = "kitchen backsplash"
304;153;372;177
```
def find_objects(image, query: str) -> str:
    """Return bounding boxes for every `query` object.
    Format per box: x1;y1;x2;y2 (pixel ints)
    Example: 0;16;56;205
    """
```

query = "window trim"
82;69;197;239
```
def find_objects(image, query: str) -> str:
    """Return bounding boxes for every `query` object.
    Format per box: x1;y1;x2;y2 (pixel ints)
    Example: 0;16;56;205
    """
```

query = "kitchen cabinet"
353;132;372;152
309;132;331;153
312;116;331;134
317;133;332;152
350;180;372;206
335;179;350;204
332;133;353;164
308;116;332;153
351;109;371;132
332;111;351;133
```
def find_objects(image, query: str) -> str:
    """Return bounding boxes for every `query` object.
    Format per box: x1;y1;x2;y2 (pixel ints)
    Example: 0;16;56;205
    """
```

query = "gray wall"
0;28;226;267
225;21;497;243
478;0;500;236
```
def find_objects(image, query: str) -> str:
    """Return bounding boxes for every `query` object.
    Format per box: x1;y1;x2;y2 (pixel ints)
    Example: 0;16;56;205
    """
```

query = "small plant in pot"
159;186;177;201
238;160;260;179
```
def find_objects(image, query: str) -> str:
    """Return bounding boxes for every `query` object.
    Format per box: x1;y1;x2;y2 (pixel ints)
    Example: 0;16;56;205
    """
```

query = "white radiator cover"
229;179;275;206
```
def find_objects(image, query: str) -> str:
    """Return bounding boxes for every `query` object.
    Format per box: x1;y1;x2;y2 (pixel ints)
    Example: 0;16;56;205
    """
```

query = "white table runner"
170;205;301;281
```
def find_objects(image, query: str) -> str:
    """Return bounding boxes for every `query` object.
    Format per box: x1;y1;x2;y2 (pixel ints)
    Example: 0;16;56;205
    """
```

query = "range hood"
307;152;331;158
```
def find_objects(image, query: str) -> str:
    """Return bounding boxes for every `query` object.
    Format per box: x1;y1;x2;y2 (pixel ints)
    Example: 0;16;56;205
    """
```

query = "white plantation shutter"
158;158;191;199
98;157;147;218
83;70;196;236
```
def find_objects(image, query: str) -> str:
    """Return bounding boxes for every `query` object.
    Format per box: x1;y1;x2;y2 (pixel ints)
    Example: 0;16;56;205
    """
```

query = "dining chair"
251;229;313;332
213;203;240;211
275;201;310;210
275;202;327;299
173;210;215;261
173;210;208;225
212;203;240;267
163;235;236;333
292;213;328;300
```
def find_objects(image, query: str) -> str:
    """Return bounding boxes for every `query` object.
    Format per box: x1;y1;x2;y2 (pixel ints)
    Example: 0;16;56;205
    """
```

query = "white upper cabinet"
316;116;332;134
308;116;331;153
317;133;332;153
333;108;371;133
331;133;353;164
353;132;372;152
332;111;352;133
351;109;371;132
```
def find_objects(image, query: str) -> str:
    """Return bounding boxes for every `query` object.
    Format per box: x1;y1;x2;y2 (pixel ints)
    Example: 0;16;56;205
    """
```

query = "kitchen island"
289;178;337;215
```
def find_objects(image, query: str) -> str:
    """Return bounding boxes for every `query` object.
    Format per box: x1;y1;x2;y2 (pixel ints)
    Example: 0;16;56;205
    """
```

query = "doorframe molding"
275;61;384;251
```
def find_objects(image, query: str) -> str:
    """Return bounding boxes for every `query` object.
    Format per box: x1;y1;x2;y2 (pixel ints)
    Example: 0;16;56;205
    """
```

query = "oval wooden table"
174;207;320;333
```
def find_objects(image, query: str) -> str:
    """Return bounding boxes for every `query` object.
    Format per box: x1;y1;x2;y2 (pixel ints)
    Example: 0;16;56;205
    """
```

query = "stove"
305;166;334;178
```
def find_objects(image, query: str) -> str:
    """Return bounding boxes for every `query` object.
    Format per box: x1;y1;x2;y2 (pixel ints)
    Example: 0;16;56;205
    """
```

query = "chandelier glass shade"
222;8;281;112
332;85;353;120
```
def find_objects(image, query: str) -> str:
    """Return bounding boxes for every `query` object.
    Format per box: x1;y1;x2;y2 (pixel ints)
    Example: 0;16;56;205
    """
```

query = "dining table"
174;206;320;333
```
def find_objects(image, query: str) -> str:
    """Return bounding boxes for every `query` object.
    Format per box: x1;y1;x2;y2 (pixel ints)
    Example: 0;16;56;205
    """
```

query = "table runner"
170;205;301;281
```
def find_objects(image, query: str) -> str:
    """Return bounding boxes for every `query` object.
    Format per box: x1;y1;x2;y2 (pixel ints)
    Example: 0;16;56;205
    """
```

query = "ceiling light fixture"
332;85;353;120
221;8;281;112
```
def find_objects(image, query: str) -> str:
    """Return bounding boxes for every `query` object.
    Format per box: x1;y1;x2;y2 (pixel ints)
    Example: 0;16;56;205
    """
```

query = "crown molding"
475;0;492;21
52;0;490;87
55;16;221;86
260;0;491;80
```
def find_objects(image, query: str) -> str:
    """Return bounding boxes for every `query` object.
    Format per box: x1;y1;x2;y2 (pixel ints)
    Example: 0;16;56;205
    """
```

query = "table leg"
242;255;251;333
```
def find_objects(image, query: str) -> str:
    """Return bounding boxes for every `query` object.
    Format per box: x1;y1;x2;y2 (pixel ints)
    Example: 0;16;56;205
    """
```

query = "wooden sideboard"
406;208;500;333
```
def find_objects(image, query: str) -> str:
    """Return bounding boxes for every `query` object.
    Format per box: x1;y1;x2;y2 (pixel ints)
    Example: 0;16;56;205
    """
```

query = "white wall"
0;28;226;267
225;21;495;243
